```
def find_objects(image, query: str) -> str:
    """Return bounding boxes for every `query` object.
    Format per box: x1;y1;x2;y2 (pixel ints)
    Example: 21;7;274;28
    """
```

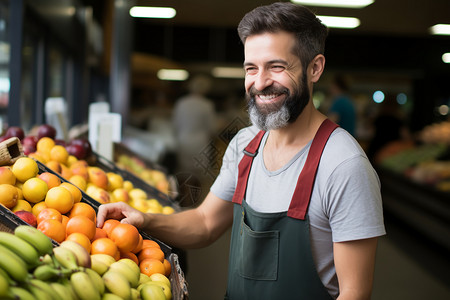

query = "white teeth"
258;94;278;100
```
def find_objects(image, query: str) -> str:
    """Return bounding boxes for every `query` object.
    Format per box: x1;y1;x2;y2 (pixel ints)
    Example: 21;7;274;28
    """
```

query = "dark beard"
246;73;310;131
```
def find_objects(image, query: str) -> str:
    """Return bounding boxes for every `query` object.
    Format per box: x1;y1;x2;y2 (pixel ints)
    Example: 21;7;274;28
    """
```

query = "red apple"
5;126;25;140
54;139;66;147
15;210;37;227
37;124;57;140
69;138;92;157
22;135;38;147
66;144;86;160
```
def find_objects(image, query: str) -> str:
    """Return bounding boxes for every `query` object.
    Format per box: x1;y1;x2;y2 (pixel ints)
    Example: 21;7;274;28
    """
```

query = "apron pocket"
238;221;279;280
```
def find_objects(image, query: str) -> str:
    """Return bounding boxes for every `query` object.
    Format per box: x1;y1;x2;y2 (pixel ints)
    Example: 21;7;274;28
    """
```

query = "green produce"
0;243;29;282
14;225;54;256
71;271;102;300
0;231;40;267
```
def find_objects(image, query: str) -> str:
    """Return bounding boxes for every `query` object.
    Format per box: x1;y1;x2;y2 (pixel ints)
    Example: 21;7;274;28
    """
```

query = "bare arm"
334;237;378;300
97;191;234;249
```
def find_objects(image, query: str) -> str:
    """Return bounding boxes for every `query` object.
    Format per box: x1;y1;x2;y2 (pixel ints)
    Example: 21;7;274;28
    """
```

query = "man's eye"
271;66;285;71
245;67;257;74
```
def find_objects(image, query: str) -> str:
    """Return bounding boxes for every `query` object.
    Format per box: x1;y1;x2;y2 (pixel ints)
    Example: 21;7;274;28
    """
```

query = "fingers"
96;202;130;227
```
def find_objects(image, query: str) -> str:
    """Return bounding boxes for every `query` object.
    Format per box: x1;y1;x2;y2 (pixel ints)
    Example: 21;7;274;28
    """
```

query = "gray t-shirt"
211;125;386;298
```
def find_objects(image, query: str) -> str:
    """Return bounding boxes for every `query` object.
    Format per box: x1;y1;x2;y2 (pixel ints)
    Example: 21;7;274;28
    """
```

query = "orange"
120;251;139;265
90;237;119;258
109;223;140;253
36;137;55;155
12;157;39;182
59;182;82;204
32;201;48;217
0;184;19;209
141;239;161;250
60;164;73;180
38;172;61;189
37;219;66;243
61;214;70;229
68;202;96;222
27;152;47;164
45;186;74;214
163;259;171;277
67;155;78;167
46;161;62;174
138;246;165;263
49;145;69;165
66;215;96;241
22;178;48;204
132;234;144;254
65;232;92;253
139;258;166;277
37;208;62;224
11;199;33;213
0;167;16;185
15;187;23;200
93;227;108;241
68;175;87;191
102;219;120;237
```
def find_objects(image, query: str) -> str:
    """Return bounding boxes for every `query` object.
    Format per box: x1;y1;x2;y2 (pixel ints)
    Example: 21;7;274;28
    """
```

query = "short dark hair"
237;2;328;71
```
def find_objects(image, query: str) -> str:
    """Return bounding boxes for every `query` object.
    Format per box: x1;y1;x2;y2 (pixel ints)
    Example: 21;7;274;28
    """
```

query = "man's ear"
309;54;325;83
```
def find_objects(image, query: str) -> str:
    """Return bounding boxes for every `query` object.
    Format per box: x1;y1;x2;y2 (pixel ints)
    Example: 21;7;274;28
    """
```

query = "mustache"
248;85;290;98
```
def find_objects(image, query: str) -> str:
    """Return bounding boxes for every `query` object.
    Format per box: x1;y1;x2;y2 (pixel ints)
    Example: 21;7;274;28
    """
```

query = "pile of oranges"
0;156;171;279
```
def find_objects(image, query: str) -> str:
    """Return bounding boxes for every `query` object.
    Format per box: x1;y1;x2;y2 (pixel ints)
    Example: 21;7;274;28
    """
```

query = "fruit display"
0;225;174;299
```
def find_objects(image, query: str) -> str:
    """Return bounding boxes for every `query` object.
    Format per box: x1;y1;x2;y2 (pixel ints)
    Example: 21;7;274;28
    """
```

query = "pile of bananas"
0;225;172;300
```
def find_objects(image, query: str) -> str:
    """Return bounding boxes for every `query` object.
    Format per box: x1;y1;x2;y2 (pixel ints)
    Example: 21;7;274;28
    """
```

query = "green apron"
225;119;338;300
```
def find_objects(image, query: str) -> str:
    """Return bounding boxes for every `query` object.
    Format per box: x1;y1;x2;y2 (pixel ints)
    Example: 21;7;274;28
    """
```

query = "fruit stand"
0;129;189;300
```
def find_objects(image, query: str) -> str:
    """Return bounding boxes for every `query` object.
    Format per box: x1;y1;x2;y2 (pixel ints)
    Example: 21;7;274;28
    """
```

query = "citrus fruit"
109;223;140;253
68;202;96;222
163;259;171;277
132;234;143;254
138;246;165;263
65;232;92;253
38;172;61;189
11;199;32;213
46;161;62;174
49;145;69;165
36;137;55;155
102;219;120;237
59;182;82;204
12;157;39;182
93;227;108;241
61;214;70;229
31;201;48;217
68;175;87;191
66;215;96;241
22;177;49;204
140;258;166;277
45;186;74;214
91;237;119;258
141;239;161;250
37;219;66;243
0;184;18;208
37;208;62;224
0;167;16;185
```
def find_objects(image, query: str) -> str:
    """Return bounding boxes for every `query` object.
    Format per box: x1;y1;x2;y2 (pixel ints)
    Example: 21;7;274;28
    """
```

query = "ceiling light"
212;67;245;79
157;69;189;81
430;24;450;35
442;53;450;64
129;6;176;19
317;15;360;29
291;0;374;8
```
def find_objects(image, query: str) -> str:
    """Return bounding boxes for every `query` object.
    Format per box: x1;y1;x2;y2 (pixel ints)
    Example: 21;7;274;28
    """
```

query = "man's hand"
97;202;148;229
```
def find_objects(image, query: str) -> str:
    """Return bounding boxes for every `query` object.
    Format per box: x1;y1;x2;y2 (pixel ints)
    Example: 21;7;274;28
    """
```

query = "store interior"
1;0;450;299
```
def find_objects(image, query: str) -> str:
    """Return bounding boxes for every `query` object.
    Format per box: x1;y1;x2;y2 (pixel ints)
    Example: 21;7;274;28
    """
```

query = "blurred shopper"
98;3;385;299
172;74;217;174
367;93;410;163
327;74;357;136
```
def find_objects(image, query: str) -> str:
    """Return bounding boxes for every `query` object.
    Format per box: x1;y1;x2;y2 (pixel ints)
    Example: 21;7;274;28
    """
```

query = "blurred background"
1;0;449;299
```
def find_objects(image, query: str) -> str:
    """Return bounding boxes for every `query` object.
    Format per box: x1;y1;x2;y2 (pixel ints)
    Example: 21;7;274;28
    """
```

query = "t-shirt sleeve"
325;155;386;242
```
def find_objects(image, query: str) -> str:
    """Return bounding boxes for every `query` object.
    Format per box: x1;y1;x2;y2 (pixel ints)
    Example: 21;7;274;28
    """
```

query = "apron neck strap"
287;119;338;220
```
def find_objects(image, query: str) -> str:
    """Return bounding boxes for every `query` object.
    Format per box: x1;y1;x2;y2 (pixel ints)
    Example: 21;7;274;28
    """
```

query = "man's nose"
253;70;274;91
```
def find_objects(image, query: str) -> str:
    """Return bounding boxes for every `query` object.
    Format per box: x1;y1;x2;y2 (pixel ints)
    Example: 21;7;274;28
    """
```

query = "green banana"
14;225;54;256
85;267;105;295
33;264;72;281
102;270;132;300
140;283;166;300
0;269;9;298
8;286;35;300
130;288;140;300
90;257;109;276
0;231;41;268
62;278;80;300
50;282;74;300
0;244;29;282
71;271;101;300
53;246;80;271
60;240;91;268
102;293;123;300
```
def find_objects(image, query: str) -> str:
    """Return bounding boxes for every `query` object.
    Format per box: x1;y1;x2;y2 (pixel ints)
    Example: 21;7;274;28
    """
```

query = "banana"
53;246;80;271
8;286;35;300
0;231;41;268
85;267;105;295
0;244;29;282
130;288;140;300
91;254;116;267
102;293;123;300
71;271;101;300
50;282;75;300
118;258;141;279
14;225;54;256
0;269;9;298
109;261;140;288
62;278;80;300
60;240;91;268
33;264;72;281
91;257;109;276
29;279;57;300
102;270;132;300
139;283;166;300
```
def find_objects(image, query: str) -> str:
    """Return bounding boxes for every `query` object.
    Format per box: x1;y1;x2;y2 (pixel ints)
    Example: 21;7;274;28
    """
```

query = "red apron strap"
287;119;338;220
232;130;266;204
